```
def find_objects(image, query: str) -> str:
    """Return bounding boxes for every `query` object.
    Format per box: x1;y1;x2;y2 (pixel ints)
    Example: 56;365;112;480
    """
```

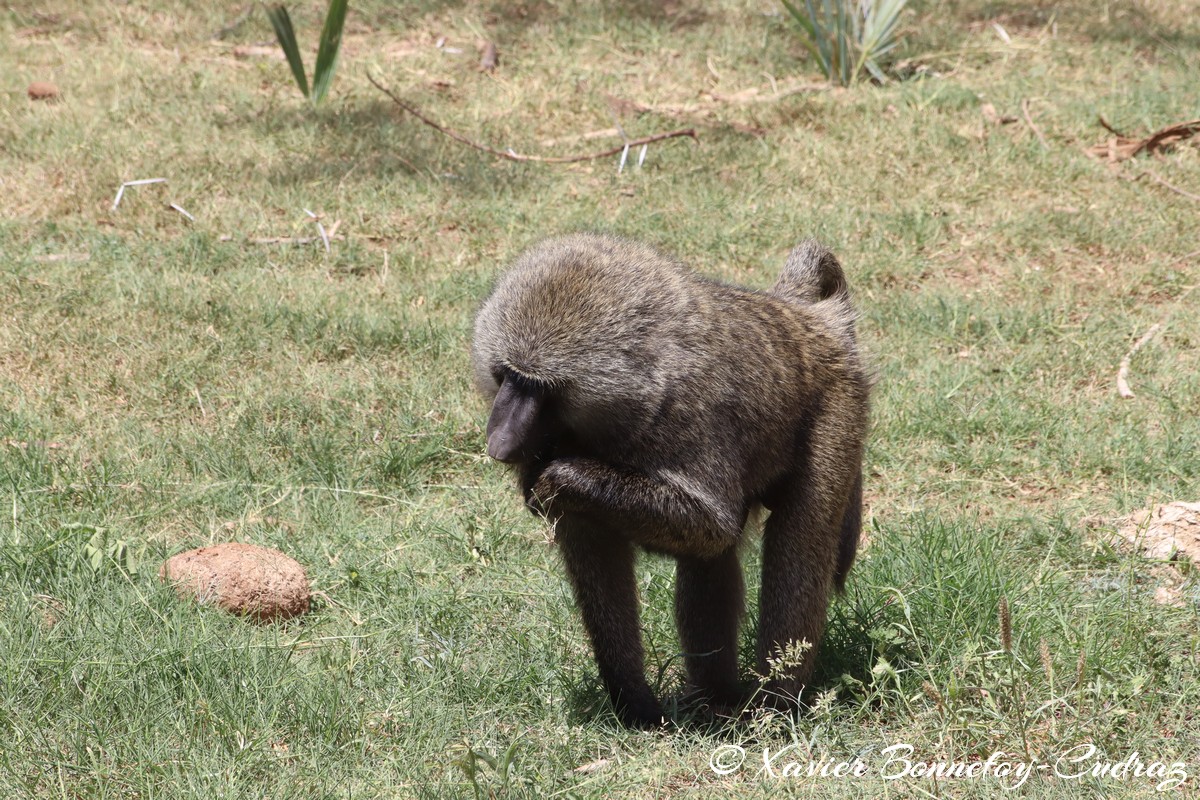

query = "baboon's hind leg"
756;442;859;707
834;470;863;591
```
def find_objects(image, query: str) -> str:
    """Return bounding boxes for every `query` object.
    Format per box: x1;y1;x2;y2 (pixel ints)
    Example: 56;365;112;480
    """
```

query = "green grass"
2;0;1199;797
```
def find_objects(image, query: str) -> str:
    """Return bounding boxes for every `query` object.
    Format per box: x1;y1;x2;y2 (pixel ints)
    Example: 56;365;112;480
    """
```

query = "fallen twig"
1097;114;1127;138
367;73;696;163
1088;117;1200;162
1116;323;1162;399
112;177;166;211
1022;99;1048;149
1120;170;1200;202
1115;253;1200;398
218;235;346;246
1145;170;1200;203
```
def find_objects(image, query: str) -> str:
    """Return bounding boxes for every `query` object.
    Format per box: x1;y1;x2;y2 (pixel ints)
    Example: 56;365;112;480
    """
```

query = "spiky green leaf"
266;5;309;98
780;0;826;69
311;0;349;104
781;0;907;86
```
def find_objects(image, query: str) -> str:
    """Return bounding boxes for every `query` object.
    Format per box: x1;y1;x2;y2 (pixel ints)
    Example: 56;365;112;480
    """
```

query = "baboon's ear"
486;373;547;463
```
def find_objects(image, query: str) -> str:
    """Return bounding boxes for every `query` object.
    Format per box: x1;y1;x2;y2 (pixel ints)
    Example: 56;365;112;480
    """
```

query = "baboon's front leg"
554;514;663;728
675;548;745;708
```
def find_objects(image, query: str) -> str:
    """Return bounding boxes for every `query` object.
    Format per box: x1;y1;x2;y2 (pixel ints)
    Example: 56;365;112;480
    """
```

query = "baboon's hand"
526;456;603;518
528;457;741;558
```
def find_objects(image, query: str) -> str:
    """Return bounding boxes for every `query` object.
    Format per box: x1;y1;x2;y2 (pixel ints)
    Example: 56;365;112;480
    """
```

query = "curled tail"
772;239;848;304
771;239;857;343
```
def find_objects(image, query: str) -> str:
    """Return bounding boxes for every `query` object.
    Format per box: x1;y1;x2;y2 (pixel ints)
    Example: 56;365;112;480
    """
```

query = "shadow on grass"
229;99;541;197
553;588;906;732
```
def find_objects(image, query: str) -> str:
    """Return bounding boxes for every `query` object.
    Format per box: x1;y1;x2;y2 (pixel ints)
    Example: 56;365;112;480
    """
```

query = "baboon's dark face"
485;368;555;464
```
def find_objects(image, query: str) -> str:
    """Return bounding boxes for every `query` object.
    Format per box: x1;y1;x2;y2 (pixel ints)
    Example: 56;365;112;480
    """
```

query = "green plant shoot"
781;0;907;86
266;0;349;105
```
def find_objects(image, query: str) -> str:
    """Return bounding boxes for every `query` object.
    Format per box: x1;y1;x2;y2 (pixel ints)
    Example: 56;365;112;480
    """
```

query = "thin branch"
1022;99;1048;149
1145;170;1200;202
1116;323;1162;399
1097;114;1127;138
218;235;346;246
1135;119;1200;158
1121;170;1200;202
367;73;697;163
1114;255;1200;398
1089;117;1200;162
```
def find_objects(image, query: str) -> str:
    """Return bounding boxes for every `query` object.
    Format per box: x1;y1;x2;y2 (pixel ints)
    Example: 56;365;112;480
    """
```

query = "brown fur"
471;233;870;727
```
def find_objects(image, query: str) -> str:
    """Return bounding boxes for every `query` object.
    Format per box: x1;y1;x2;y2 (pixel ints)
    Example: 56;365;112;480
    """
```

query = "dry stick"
367;73;697;163
1115;253;1200;398
1145;170;1200;202
1121;170;1200;202
1093;117;1200;161
218;235;346;245
1134;119;1200;158
1022;99;1048;149
1116;323;1163;399
1097;114;1127;138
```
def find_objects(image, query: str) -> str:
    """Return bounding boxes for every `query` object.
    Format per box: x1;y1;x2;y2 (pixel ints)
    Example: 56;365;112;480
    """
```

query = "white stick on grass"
111;178;167;211
1116;323;1162;399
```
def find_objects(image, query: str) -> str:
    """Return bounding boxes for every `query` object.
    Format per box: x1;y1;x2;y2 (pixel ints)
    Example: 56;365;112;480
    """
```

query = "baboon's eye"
503;369;543;396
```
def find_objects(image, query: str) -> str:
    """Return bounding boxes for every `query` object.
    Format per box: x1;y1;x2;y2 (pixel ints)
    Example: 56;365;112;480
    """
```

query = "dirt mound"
160;542;310;621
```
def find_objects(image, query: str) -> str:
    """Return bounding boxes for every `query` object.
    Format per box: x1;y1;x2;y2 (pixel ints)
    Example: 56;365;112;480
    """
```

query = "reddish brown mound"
160;542;310;621
27;81;59;101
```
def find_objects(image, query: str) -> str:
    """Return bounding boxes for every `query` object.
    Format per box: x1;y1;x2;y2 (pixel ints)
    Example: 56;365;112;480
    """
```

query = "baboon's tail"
772;239;857;344
771;239;849;306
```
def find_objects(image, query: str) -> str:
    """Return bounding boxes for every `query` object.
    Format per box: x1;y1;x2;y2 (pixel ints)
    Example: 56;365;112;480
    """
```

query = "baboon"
471;233;869;728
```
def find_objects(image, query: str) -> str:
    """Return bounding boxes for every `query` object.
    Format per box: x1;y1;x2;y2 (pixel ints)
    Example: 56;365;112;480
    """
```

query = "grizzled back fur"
472;233;862;394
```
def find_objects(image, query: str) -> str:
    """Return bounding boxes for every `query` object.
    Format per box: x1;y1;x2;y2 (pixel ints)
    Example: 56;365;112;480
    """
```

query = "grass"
2;0;1200;797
